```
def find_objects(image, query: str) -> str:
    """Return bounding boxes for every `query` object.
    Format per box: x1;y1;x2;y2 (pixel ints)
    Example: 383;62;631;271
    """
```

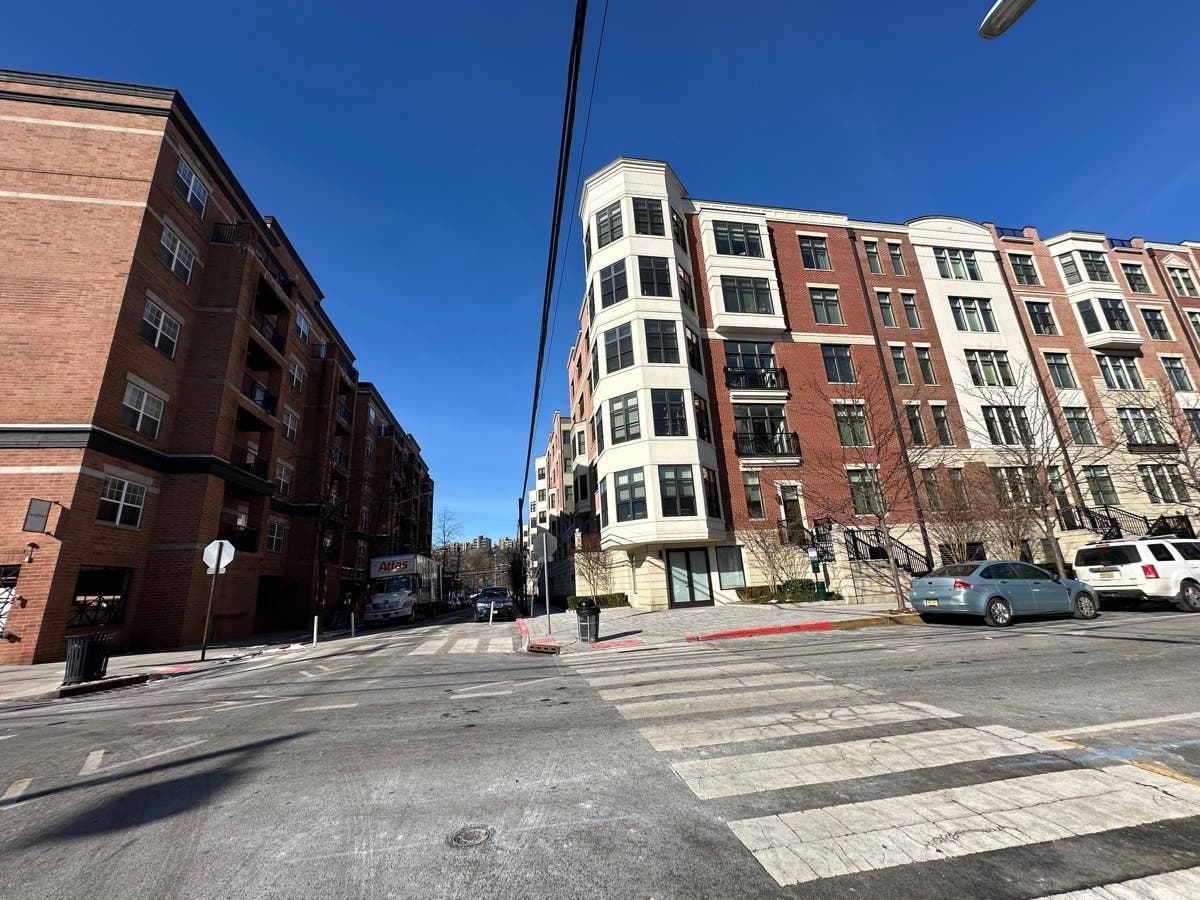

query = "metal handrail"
733;431;801;457
725;367;789;390
240;375;277;416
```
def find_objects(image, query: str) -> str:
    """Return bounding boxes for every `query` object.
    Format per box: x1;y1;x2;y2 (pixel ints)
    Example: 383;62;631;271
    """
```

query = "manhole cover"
449;825;493;848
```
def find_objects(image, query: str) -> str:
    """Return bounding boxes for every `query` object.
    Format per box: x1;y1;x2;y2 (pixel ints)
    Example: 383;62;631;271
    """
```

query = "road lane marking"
615;684;852;721
299;671;317;678
730;765;1200;887
452;691;511;699
448;639;480;654
104;740;209;772
143;717;205;724
409;640;448;655
599;672;820;703
639;701;962;752
672;725;1059;800
1036;865;1200;899
584;662;778;688
295;703;359;711
79;751;105;776
316;665;334;672
1;778;32;802
1035;710;1200;740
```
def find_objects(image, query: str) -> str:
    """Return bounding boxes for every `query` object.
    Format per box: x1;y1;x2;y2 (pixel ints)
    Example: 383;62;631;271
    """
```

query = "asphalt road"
1;607;1199;899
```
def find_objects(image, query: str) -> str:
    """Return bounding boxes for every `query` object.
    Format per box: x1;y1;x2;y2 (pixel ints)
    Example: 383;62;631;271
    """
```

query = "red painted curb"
686;621;834;642
516;617;530;640
590;638;643;650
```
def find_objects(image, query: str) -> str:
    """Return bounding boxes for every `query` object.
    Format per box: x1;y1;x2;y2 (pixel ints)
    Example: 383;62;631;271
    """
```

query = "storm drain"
449;825;494;848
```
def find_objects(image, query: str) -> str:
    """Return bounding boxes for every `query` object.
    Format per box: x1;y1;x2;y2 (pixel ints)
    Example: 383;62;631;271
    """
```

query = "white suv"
1074;538;1200;612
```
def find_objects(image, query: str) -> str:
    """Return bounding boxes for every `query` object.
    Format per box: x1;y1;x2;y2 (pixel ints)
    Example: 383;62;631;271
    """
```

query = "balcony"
725;366;789;391
230;445;268;478
1082;327;1143;352
377;423;394;438
240;375;277;416
330;445;350;472
1127;441;1180;455
734;431;801;459
995;226;1027;239
311;344;359;383
1109;238;1136;249
334;399;353;425
211;221;295;298
217;522;259;553
251;311;286;354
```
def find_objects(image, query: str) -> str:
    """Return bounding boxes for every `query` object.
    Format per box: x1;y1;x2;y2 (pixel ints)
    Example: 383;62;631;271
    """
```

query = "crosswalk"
391;632;517;656
562;644;1200;896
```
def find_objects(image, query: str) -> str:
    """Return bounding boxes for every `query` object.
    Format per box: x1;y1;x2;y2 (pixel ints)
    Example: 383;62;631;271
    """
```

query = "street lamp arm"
979;0;1036;39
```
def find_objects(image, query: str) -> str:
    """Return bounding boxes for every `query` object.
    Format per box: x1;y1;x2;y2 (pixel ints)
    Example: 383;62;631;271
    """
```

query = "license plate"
925;599;939;607
1098;572;1115;580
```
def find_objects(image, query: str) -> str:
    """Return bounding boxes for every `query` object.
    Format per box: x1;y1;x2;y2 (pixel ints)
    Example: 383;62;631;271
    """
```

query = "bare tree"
738;525;811;593
922;465;992;565
573;530;612;600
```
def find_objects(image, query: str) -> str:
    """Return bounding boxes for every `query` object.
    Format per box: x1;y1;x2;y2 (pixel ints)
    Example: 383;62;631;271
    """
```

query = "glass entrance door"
666;549;714;608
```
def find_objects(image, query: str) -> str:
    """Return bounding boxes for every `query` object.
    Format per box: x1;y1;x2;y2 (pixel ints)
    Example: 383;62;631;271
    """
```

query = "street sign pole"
200;541;225;662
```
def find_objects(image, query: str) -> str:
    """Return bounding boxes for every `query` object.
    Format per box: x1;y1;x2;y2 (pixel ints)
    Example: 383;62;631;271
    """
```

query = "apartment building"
0;70;430;663
545;157;1200;609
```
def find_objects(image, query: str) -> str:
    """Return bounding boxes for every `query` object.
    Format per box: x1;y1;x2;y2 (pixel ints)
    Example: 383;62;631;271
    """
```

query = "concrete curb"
686;612;921;643
57;673;150;698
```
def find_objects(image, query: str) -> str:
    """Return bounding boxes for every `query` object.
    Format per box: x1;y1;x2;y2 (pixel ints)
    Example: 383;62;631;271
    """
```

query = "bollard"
312;615;318;646
351;611;356;638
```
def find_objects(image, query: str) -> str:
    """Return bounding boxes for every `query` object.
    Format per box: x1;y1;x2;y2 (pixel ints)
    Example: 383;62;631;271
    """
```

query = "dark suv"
475;587;516;622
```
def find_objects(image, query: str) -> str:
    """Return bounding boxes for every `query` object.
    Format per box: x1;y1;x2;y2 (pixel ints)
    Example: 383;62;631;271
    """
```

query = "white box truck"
365;553;441;624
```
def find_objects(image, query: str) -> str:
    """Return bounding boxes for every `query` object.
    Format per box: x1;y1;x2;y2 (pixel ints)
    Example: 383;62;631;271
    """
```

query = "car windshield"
374;575;414;594
928;564;978;578
1075;546;1140;567
479;590;509;599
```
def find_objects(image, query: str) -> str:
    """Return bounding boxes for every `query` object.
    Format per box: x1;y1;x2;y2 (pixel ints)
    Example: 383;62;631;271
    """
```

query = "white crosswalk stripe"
1036;865;1200;898
581;661;777;688
598;671;822;703
408;639;447;655
616;684;852;720
448;638;480;654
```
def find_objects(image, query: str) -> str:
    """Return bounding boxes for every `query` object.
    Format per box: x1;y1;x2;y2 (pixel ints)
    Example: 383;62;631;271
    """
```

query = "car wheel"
983;596;1013;627
1177;581;1200;612
1073;593;1099;620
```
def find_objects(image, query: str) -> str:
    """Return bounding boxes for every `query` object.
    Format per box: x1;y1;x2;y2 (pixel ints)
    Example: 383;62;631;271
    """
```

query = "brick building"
542;157;1200;609
0;70;431;663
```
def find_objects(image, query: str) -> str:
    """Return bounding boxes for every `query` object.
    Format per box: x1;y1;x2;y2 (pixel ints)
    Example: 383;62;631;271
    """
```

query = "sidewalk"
519;599;919;654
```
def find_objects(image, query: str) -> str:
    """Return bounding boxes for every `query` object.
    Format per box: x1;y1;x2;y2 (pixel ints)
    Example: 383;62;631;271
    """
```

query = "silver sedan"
909;560;1099;627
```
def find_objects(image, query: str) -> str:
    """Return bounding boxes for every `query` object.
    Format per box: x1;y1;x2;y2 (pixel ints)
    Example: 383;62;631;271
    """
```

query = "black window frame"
632;197;665;236
659;465;698;517
713;220;764;257
651;389;688;437
599;260;629;308
638;256;673;297
596;201;623;248
645;320;680;364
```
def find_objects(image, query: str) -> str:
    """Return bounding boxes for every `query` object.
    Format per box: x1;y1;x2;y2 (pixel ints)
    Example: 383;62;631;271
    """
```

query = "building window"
713;221;764;257
678;266;694;311
949;297;997;332
275;461;293;496
1141;308;1171;340
609;392;641;443
584;227;592;265
864;241;883;274
932;405;953;445
700;472;720;520
1026;301;1057;335
267;520;285;553
848;469;882;516
157;225;195;284
1189;312;1200;339
725;340;775;374
120;381;164;439
598;477;608;527
651;389;688;436
685;328;704;373
1117;407;1166;445
981;406;1031;445
97;476;147;527
1099;297;1133;330
282;407;299;441
596;201;623;248
1164;357;1194;392
604;323;634;373
799;236;831;270
1063;407;1097;445
1059;252;1082;285
727;475;760;529
645;320;679;364
538;488;547;503
722;275;773;314
694;395;712;442
876;291;896;327
1080;250;1114;282
1084;465;1119;506
671;209;687;248
835;404;870;447
1009;253;1040;286
934;247;981;280
822;345;856;383
288;356;304;390
992;466;1035;507
1077;299;1102;334
1043;352;1076;389
141;297;181;358
716;546;744;590
1168;266;1200;297
916;347;936;385
905;405;927;445
365;437;375;458
632;197;665;236
593;408;604;453
599;260;628;307
888;243;907;276
902;294;921;328
733;404;788;454
173;156;209;217
614;468;647;522
891;346;912;384
922;469;943;511
1096;354;1143;389
295;311;310;343
659;465;697;517
1122;263;1151;294
638;256;672;297
810;288;843;325
1141;465;1189;504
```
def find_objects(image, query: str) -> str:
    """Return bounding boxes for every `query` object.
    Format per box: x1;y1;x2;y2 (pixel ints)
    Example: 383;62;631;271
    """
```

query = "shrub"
735;585;776;602
565;593;629;610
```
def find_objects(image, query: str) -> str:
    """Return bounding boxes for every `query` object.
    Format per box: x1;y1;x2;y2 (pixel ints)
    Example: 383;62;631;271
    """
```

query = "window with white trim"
157;225;195;284
714;221;763;257
120;381;164;439
966;349;1014;387
1025;301;1057;335
1122;263;1151;293
1141;465;1189;504
1009;253;1040;286
1169;267;1200;297
97;476;147;527
275;461;293;496
949;297;997;332
1163;357;1194;392
864;240;882;274
934;247;981;280
141;297;181;358
810;288;842;325
888;243;906;276
1079;250;1114;282
1141;307;1171;340
173;156;209;217
1096;354;1143;389
282;407;299;442
981;406;1031;445
632;197;664;236
799;236;831;270
932;405;953;445
267;520;286;552
658;465;697;517
1063;407;1097;445
848;469;882;516
876;291;896;327
288;356;304;390
596;201;623;248
295;311;310;343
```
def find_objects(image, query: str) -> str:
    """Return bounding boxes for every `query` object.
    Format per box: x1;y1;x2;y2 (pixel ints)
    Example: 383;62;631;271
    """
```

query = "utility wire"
520;0;589;536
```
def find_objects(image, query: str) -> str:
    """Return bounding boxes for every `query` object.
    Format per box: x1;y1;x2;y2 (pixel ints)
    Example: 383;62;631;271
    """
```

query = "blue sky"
6;1;1200;542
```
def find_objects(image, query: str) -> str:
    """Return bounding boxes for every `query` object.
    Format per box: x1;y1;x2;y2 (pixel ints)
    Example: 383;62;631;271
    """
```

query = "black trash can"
576;597;600;644
62;632;116;686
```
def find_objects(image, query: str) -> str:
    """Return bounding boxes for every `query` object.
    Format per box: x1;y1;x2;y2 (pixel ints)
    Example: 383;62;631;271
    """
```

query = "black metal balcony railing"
251;311;286;353
1127;441;1180;455
377;423;394;438
231;445;268;478
725;366;789;390
211;222;295;296
217;522;259;553
311;344;360;383
734;431;801;458
334;399;353;424
240;374;277;416
330;446;349;470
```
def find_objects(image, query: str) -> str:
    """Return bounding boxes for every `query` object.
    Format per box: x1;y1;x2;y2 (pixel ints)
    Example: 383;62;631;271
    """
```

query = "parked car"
909;560;1099;627
475;586;516;622
1073;537;1200;611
